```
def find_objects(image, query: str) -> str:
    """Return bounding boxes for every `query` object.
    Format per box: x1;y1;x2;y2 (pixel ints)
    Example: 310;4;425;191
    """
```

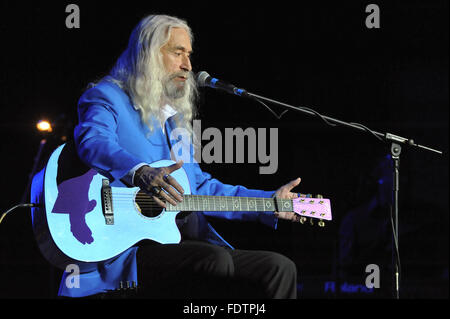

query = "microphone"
196;71;249;98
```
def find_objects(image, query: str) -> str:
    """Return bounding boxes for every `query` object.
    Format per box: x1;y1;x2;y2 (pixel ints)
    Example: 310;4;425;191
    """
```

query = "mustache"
167;71;193;80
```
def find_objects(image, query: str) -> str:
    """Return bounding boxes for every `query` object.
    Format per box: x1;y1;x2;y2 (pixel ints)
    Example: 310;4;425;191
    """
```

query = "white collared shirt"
123;104;177;186
161;104;177;133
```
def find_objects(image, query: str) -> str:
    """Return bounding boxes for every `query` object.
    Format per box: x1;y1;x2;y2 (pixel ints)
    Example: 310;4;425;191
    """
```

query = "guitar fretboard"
165;195;293;212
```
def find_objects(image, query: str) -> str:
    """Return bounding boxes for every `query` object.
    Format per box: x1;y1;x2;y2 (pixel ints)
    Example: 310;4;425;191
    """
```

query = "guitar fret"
258;198;263;211
269;198;272;211
179;199;185;211
261;198;269;211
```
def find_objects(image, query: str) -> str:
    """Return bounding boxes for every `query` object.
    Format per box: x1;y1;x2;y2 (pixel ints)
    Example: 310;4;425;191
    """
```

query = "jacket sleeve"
192;162;278;229
73;85;144;182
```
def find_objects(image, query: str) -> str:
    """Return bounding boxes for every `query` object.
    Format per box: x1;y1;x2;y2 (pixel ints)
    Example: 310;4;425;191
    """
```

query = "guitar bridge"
101;179;114;225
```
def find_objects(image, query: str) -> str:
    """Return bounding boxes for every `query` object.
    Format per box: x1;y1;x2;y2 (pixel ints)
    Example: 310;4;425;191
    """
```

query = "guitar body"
31;142;189;271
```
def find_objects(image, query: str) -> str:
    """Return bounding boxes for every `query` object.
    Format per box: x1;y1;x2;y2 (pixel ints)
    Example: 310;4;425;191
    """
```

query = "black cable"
349;122;385;142
251;97;289;120
390;204;401;298
249;93;388;144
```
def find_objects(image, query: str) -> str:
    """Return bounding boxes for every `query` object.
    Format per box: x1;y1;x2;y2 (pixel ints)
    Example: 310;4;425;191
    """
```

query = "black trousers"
135;240;297;299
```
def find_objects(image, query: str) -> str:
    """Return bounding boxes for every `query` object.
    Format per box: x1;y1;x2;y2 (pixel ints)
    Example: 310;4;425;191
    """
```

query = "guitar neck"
165;195;293;212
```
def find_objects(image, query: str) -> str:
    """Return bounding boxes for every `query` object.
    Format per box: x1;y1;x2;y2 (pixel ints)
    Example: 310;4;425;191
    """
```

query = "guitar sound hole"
135;191;164;218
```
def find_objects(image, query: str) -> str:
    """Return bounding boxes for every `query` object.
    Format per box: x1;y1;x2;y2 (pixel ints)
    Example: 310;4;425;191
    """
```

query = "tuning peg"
309;218;314;226
318;220;325;227
316;194;323;199
300;217;307;224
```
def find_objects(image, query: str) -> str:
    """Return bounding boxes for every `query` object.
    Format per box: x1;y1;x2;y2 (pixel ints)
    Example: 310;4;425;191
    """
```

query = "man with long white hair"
60;14;301;299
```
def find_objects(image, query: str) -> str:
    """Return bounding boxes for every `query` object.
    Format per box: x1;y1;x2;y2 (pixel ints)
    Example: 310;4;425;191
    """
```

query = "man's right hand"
133;161;185;208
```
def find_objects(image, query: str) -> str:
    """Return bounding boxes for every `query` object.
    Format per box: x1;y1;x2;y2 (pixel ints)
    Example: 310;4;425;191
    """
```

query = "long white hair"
107;15;198;132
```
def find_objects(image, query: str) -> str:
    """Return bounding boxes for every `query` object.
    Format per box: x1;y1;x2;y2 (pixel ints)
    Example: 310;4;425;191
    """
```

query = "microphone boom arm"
246;91;443;155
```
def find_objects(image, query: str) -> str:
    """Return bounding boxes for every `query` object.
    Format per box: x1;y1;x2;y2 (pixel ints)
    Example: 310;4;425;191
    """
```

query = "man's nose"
181;55;192;72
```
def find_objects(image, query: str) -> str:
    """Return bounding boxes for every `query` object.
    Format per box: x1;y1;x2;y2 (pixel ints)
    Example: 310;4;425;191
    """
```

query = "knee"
267;253;297;279
201;250;235;278
261;253;298;299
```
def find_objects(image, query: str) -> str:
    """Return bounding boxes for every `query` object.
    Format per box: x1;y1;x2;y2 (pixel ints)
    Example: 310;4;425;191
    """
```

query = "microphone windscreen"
195;71;210;87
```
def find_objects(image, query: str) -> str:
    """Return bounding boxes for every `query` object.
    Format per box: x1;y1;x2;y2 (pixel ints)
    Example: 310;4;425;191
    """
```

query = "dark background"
0;0;447;299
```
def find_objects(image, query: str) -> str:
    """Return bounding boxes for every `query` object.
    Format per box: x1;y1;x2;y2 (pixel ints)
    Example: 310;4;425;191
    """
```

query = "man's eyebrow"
173;45;193;54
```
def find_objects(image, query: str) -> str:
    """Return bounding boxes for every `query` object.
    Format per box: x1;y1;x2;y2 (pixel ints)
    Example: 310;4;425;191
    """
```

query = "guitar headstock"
293;194;332;227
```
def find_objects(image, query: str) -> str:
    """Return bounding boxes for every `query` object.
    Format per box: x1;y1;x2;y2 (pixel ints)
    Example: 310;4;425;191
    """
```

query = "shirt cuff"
123;162;148;186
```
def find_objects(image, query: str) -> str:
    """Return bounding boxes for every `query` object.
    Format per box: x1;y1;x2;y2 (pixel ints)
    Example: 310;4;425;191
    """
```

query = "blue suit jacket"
58;79;277;297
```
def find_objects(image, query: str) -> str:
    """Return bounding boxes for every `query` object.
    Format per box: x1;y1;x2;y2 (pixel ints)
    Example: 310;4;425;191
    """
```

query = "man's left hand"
273;177;302;222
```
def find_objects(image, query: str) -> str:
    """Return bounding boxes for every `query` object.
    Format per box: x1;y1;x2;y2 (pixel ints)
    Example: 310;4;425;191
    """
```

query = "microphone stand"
245;91;443;299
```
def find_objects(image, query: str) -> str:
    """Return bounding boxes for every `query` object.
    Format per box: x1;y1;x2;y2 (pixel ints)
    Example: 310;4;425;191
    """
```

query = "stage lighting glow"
37;120;52;132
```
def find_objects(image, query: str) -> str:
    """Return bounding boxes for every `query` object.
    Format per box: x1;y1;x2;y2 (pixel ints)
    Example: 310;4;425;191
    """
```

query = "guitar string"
111;200;285;208
113;192;312;200
111;194;308;202
111;196;295;206
111;203;328;218
111;194;297;199
111;195;317;205
110;200;329;217
111;196;295;205
112;196;292;208
111;195;319;207
110;198;327;215
110;203;304;212
109;193;325;214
